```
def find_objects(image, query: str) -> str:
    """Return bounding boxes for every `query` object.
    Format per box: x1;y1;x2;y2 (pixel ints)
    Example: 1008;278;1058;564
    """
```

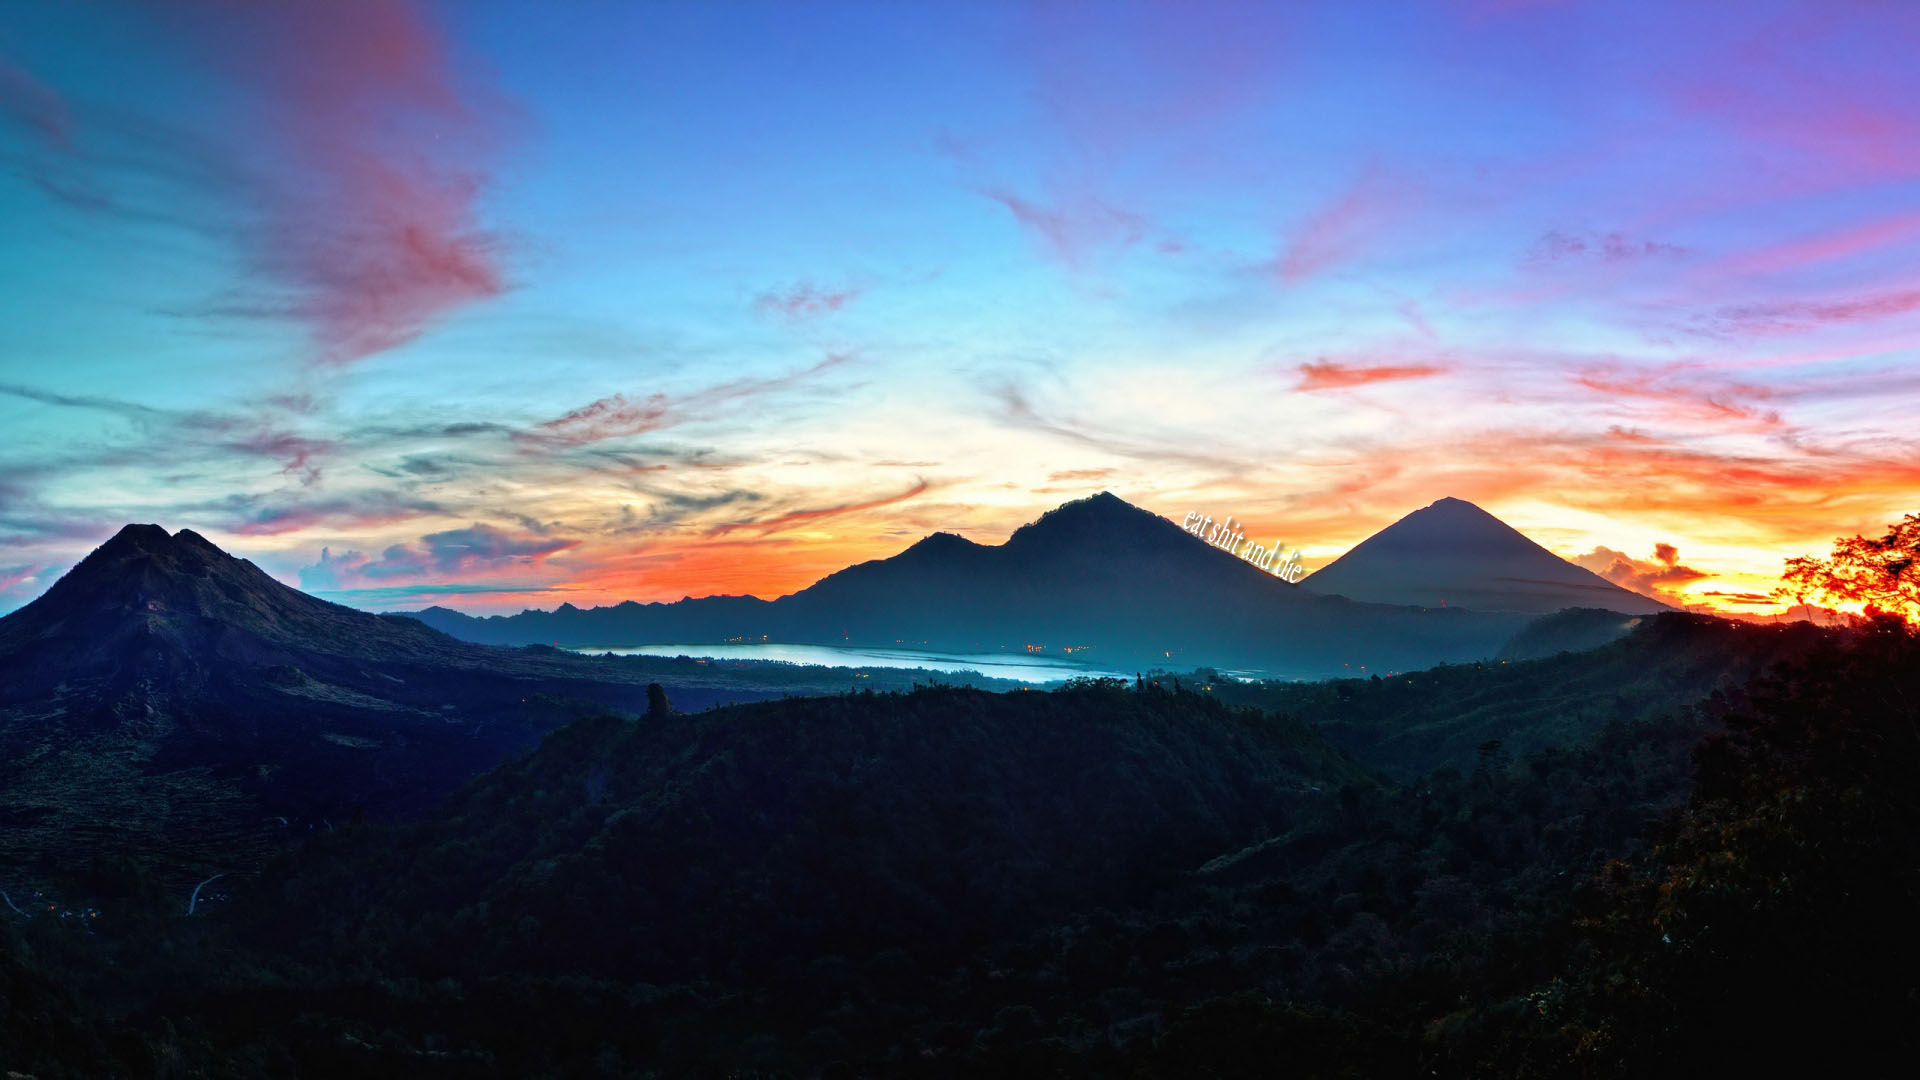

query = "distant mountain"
0;525;860;887
1301;496;1669;615
410;492;1535;677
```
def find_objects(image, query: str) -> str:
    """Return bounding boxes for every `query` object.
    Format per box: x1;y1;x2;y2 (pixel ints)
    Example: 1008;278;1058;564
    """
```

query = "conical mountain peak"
0;523;455;661
1303;499;1668;615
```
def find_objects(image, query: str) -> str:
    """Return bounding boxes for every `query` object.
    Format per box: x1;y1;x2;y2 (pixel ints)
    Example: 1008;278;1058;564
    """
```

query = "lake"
567;642;1132;685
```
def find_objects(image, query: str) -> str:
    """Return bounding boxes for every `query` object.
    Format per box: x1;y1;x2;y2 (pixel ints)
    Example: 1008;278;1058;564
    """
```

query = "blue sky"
3;0;1919;615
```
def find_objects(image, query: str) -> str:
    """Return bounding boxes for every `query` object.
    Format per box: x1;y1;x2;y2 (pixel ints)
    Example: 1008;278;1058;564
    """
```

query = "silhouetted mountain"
0;526;899;887
1301;496;1669;615
411;493;1535;677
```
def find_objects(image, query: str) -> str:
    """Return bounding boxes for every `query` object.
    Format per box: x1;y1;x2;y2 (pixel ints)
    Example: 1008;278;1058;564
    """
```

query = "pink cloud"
523;354;851;451
1705;288;1920;337
1277;167;1400;285
755;280;862;322
978;185;1149;269
532;393;671;447
228;430;334;486
0;565;41;595
1295;360;1449;391
174;2;508;366
1721;210;1920;278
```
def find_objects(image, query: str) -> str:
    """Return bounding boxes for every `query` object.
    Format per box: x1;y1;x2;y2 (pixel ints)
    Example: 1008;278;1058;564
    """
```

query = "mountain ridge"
405;492;1538;676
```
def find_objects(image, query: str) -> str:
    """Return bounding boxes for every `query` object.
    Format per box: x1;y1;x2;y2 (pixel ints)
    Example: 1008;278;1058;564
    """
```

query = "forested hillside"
1;619;1914;1077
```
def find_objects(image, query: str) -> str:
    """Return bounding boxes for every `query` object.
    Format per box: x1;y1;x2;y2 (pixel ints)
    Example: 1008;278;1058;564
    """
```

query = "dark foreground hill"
0;526;1011;889
3;619;1915;1076
1207;612;1829;778
412;493;1534;677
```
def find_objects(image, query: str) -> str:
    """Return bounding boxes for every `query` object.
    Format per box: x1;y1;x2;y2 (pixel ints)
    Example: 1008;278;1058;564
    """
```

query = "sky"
2;0;1918;617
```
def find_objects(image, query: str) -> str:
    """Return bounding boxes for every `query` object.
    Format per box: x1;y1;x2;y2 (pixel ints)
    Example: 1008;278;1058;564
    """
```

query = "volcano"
1301;497;1669;615
0;525;731;886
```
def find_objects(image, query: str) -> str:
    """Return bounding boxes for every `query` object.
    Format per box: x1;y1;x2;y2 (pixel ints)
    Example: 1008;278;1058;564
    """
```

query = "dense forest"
1;614;1915;1076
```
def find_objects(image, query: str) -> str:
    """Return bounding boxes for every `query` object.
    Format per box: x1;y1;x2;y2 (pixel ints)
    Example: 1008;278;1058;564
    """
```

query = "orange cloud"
1295;360;1449;391
1573;364;1781;429
1570;543;1709;605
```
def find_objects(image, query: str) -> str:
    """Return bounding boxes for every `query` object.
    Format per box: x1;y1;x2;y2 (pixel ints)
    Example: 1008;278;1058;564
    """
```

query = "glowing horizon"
3;1;1917;619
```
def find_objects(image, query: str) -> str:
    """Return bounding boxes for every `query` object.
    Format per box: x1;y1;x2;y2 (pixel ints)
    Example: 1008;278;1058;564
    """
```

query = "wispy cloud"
707;479;934;538
755;279;862;322
299;522;578;591
1277;167;1402;285
1294;361;1450;391
1;4;510;367
1703;288;1920;337
1526;229;1687;265
0;55;71;146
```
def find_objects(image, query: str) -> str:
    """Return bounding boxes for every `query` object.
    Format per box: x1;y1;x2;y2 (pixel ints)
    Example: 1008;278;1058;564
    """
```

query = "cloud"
611;489;766;534
0;381;339;483
217;491;447;537
1704;288;1920;336
298;522;579;591
1526;229;1687;264
218;2;508;365
993;385;1245;473
755;280;862;322
0;564;41;596
1720;210;1920;277
6;5;510;366
977;185;1150;269
706;480;934;538
1277;167;1401;285
0;54;70;147
1572;364;1781;428
522;354;853;450
1295;361;1449;391
1571;543;1709;603
531;393;671;448
310;582;575;606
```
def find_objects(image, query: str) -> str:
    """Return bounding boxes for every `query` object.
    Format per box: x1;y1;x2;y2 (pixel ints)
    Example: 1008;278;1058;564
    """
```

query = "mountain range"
409;492;1663;674
0;493;1667;883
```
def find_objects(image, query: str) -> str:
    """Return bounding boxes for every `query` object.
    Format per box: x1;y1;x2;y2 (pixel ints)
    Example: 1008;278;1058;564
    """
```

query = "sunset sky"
3;0;1918;616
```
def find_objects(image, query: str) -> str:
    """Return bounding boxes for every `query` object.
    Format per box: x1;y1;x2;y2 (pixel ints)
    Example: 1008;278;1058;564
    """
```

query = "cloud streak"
299;522;579;591
1295;361;1450;391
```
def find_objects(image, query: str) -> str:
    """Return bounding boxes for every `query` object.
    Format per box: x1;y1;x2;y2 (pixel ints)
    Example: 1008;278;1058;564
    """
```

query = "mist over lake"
567;641;1132;684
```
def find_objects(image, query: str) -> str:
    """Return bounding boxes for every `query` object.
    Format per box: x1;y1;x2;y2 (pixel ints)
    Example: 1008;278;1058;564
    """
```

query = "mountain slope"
245;683;1371;990
0;526;832;887
412;493;1534;677
1301;496;1669;615
1207;612;1826;778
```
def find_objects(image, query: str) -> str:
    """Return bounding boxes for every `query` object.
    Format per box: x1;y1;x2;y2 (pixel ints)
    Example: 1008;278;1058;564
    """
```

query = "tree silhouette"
1777;512;1920;622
